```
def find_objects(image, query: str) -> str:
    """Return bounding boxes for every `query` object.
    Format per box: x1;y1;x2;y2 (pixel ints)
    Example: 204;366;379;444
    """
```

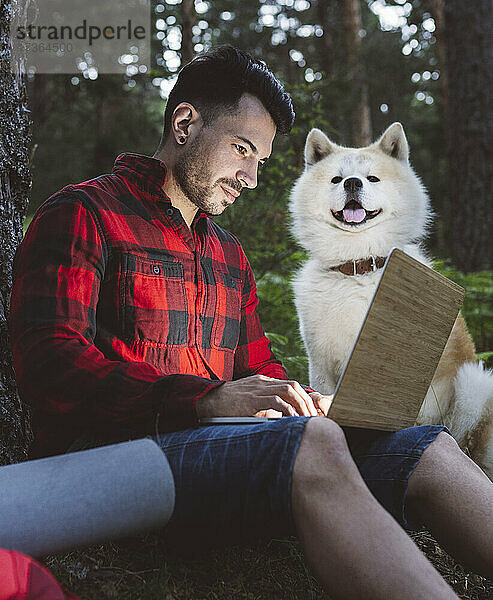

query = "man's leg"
406;430;493;578
291;417;458;600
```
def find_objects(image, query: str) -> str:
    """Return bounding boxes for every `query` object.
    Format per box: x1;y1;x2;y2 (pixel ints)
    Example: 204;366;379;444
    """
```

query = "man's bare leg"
291;418;458;600
406;431;493;578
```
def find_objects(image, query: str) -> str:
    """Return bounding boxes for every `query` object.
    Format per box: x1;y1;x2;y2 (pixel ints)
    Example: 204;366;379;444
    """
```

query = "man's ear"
376;122;409;163
304;128;337;168
171;102;202;144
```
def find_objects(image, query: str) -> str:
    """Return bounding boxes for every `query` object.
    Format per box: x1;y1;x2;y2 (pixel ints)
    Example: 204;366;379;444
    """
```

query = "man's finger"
254;409;283;418
268;383;307;416
273;381;317;417
309;392;333;416
290;380;318;416
269;395;299;416
246;376;314;416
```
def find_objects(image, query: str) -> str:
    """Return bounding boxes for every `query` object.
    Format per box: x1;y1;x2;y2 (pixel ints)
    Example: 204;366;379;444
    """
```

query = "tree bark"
0;0;33;464
444;0;493;271
341;0;372;146
180;0;196;67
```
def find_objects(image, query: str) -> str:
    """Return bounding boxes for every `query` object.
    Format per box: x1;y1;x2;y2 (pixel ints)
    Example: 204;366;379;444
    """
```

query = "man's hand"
196;374;321;419
308;391;334;416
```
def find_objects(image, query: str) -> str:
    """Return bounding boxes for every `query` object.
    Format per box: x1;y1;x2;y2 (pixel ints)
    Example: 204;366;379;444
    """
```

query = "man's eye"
234;144;247;155
331;176;343;184
367;175;380;182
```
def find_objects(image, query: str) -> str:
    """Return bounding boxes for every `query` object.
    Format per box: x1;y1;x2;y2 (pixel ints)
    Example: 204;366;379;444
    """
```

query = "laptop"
199;248;465;431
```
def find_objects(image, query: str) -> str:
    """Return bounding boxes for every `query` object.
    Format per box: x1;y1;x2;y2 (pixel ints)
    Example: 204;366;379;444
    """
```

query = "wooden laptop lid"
328;248;465;431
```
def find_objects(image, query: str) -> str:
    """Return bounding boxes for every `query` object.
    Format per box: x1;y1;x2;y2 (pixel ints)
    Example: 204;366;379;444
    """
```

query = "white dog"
289;122;493;479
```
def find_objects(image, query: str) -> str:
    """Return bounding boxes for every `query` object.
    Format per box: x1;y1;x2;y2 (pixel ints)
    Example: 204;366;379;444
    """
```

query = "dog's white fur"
289;123;493;479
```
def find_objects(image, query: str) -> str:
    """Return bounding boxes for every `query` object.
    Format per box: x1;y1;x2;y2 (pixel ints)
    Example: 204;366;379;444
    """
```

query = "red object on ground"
0;549;82;600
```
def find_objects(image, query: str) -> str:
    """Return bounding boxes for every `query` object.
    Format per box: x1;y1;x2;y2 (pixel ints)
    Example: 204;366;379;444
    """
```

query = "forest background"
26;0;493;384
1;0;492;597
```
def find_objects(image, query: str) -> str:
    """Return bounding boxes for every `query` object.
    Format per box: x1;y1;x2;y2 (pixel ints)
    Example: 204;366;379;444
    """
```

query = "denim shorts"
68;418;449;550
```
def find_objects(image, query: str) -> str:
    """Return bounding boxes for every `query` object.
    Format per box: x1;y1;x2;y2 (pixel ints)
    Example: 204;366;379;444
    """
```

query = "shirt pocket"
211;270;241;351
120;253;188;345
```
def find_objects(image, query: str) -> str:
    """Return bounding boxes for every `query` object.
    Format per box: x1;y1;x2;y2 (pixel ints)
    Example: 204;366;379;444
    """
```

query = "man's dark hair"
157;45;294;150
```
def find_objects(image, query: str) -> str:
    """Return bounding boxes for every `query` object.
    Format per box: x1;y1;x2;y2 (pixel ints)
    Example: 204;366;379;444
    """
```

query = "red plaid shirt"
10;153;288;458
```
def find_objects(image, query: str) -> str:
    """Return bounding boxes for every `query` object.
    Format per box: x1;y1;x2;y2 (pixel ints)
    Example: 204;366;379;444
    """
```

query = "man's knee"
419;430;462;468
407;430;463;502
432;430;461;452
292;417;355;491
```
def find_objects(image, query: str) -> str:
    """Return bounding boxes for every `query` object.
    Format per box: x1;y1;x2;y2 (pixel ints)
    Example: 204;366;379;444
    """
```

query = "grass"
45;531;493;599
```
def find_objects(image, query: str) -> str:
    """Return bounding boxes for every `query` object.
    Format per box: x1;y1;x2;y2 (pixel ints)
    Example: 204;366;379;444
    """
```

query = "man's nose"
237;160;258;189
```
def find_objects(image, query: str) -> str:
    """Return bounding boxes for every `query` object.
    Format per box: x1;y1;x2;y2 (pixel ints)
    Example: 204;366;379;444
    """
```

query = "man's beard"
173;133;241;215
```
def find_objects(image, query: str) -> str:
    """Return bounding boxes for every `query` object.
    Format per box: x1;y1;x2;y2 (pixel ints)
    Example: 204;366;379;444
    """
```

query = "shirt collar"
112;153;168;200
112;152;209;226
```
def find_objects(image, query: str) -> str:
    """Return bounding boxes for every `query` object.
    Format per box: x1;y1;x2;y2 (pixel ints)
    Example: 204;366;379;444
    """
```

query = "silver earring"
179;136;186;144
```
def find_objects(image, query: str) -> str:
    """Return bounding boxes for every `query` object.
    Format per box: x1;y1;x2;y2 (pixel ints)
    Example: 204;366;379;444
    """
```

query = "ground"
45;531;493;599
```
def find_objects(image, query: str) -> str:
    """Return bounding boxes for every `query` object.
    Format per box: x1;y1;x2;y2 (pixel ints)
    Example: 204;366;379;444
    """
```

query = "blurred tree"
27;73;163;214
427;0;448;131
443;0;493;271
315;0;335;81
342;0;372;145
180;0;196;65
0;0;33;464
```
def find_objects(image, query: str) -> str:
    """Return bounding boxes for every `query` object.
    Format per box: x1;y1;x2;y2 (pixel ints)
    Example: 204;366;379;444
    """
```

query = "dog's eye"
367;175;380;182
331;176;343;184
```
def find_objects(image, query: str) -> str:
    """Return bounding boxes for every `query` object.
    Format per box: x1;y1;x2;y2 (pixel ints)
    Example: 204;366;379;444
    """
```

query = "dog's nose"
344;177;363;193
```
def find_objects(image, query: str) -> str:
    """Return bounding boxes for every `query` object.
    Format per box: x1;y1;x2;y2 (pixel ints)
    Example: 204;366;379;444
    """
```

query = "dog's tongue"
343;208;366;223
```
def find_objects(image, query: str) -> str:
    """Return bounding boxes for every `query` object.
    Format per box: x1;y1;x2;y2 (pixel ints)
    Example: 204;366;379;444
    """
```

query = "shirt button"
166;208;174;216
153;265;160;275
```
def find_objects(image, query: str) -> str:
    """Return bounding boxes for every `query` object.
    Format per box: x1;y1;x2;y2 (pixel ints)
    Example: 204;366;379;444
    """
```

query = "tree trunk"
342;0;372;146
0;0;33;464
316;0;334;80
180;0;195;67
428;0;449;133
444;0;493;271
93;77;121;172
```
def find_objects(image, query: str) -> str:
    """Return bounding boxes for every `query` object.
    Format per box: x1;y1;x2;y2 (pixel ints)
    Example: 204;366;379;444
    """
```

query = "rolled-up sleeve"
233;258;289;380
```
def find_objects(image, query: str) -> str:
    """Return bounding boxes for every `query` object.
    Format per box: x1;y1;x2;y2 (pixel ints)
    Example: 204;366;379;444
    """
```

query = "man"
10;46;493;599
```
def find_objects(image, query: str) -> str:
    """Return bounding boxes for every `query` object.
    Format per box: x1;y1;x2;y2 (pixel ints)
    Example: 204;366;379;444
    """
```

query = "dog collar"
330;256;387;276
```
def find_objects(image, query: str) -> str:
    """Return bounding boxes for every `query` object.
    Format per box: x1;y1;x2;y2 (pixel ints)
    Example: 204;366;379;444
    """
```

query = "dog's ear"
376;122;409;163
304;128;337;167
